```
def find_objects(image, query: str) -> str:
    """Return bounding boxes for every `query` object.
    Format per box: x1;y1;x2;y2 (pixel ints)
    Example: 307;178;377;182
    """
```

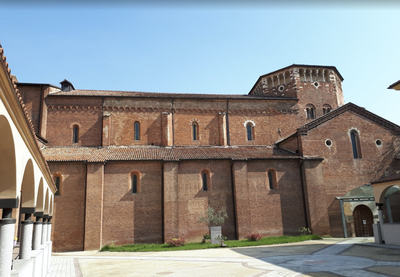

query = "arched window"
54;175;61;196
267;169;277;189
322;104;332;115
305;104;316;119
192;122;199;141
246;122;254;141
131;172;140;193
134;122;140;141
201;170;210;191
72;125;79;143
350;130;362;159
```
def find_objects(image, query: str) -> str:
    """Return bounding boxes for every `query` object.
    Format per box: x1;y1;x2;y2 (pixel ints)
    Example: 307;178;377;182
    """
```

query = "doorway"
353;205;373;237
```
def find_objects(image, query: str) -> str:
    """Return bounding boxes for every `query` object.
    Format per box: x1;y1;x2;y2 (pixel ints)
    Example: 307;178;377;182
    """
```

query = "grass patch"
100;235;321;252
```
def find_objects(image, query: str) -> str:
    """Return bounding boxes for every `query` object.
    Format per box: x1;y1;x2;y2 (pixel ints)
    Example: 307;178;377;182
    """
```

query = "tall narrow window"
306;104;316;119
192;122;199;141
72;125;79;143
201;170;210;191
267;169;276;189
202;172;208;191
132;174;138;193
350;130;362;159
134;122;140;141
246;122;254;141
55;176;61;195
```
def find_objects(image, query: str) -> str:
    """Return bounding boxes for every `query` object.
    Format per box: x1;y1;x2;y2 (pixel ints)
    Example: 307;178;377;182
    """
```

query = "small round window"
375;139;382;146
278;85;284;92
313;81;319;88
325;139;332;147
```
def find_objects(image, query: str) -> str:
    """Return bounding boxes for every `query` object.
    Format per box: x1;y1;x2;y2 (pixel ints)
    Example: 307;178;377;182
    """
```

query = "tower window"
72;125;79;143
246;122;254;141
322;104;332;115
305;104;316;119
192;122;199;141
350;130;362;159
134;122;140;141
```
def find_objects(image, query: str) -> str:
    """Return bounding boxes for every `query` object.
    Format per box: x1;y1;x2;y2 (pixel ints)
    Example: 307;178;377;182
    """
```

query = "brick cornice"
47;105;299;116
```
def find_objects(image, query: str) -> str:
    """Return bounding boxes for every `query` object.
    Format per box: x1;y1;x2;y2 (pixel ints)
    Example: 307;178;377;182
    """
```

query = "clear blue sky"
2;2;400;125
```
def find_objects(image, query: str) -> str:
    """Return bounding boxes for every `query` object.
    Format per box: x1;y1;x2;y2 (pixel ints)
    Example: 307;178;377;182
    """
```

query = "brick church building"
17;64;400;252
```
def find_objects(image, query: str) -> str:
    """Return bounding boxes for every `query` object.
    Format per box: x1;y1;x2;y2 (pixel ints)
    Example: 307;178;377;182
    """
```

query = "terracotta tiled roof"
371;172;400;184
42;146;301;162
49;89;297;101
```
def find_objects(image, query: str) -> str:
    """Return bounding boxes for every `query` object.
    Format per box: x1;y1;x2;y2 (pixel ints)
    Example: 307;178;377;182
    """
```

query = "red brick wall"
84;163;104;250
175;160;235;241
247;160;306;236
49;162;86;252
17;85;42;132
45;96;103;146
102;161;163;246
300;111;399;236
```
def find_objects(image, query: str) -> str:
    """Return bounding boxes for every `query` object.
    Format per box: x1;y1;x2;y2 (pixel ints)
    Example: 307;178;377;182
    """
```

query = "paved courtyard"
48;238;400;277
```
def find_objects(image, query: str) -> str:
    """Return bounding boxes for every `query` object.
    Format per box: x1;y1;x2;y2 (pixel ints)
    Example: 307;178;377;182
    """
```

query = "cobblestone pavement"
47;238;400;277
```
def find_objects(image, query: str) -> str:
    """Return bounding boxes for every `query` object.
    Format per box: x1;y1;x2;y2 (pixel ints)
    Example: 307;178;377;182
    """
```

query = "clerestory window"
134;122;140;141
72;125;79;143
192;122;199;141
246;122;254;141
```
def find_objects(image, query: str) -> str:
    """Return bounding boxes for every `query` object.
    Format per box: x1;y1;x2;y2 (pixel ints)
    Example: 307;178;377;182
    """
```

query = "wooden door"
353;205;374;237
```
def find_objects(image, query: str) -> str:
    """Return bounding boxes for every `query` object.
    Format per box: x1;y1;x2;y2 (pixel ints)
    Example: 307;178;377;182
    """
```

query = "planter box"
210;226;222;245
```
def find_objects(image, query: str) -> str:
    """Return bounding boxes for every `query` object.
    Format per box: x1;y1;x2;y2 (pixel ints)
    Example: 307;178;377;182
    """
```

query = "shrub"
203;234;211;239
167;238;186;247
198;206;228;227
245;233;262;241
298;227;311;235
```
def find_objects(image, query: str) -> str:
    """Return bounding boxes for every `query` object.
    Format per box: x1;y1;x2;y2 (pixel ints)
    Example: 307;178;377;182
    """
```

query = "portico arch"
44;189;49;216
371;174;400;245
0;115;17;200
20;159;35;210
49;195;54;216
36;178;44;216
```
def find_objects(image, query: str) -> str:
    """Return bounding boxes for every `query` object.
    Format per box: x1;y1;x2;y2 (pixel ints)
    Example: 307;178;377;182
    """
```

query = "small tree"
198;205;228;227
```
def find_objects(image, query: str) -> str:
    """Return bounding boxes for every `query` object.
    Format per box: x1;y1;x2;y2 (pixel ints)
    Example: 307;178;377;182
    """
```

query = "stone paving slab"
47;238;400;277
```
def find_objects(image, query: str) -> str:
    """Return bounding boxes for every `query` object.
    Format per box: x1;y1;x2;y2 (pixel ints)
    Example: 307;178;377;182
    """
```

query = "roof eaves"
388;79;400;90
16;82;61;89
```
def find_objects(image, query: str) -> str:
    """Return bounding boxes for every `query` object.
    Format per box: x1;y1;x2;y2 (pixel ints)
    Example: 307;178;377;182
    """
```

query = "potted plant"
198;205;228;245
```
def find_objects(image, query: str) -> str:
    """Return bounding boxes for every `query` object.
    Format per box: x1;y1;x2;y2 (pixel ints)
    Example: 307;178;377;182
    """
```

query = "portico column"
47;218;52;242
41;217;48;246
376;203;385;243
20;213;34;259
0;208;16;277
33;216;43;250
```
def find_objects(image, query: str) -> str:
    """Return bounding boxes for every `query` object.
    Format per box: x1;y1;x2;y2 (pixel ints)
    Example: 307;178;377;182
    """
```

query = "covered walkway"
0;44;56;276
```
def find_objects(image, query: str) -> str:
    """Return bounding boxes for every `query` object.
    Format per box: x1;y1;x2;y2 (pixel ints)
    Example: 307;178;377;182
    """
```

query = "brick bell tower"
249;64;344;121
